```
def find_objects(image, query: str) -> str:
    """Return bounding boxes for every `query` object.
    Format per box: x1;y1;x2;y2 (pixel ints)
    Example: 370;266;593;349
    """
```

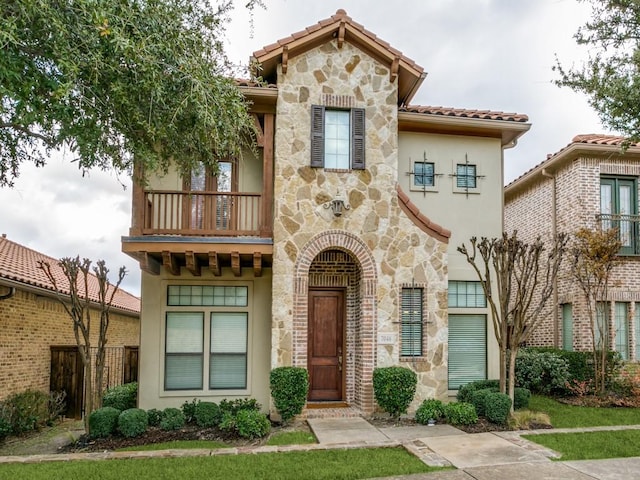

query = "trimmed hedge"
514;387;531;410
147;408;163;427
181;399;200;424
235;409;271;439
456;379;499;403
160;407;185;431
118;408;148;438
470;388;495;417
515;350;570;395
373;367;417;419
103;382;138;411
444;402;478;426
89;407;121;438
195;402;221;428
270;367;309;422
484;392;511;425
415;399;445;424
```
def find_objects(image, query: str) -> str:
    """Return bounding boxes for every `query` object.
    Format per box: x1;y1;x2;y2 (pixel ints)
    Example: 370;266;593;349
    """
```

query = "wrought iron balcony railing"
596;213;640;255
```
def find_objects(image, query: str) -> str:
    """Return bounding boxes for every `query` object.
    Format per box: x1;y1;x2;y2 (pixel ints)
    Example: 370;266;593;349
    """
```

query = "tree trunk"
507;347;518;413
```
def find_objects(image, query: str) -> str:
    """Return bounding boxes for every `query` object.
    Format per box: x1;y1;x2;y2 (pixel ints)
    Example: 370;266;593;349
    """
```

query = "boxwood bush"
235;409;271;439
160;407;185;431
181;399;200;424
415;399;445;424
195;401;221;428
373;367;417;419
444;402;477;426
270;367;309;423
103;382;138;411
146;408;163;427
470;388;495;417
219;398;260;416
89;407;121;438
484;392;512;425
118;408;148;438
456;379;499;403
515;349;570;395
513;387;531;410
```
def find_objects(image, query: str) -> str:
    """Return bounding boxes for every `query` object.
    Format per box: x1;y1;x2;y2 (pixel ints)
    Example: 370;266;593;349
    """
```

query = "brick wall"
0;288;139;400
506;154;640;357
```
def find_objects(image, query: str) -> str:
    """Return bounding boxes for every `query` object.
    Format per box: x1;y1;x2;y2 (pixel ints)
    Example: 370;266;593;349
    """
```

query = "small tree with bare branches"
458;231;567;411
38;257;126;432
571;227;621;395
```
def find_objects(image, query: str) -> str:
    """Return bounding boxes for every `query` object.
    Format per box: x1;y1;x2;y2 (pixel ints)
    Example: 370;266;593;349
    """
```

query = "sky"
0;0;608;297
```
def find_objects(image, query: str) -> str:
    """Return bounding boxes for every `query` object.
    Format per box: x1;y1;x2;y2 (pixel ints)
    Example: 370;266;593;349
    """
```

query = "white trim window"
164;285;250;392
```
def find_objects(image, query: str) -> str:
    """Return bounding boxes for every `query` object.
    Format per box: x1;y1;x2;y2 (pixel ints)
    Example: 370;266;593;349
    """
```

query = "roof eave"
398;111;531;146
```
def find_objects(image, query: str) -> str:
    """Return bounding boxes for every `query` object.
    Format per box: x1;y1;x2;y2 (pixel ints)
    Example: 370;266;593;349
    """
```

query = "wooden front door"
308;288;345;401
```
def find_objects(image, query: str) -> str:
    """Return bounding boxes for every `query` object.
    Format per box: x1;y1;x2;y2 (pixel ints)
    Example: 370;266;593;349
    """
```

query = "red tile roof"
400;105;529;123
0;235;140;315
252;9;423;74
571;133;638;146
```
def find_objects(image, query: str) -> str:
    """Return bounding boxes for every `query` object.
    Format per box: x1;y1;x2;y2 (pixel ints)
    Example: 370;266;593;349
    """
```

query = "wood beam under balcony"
208;252;221;276
162;251;180;276
185;251;201;276
253;252;262;277
139;252;160;275
231;251;241;277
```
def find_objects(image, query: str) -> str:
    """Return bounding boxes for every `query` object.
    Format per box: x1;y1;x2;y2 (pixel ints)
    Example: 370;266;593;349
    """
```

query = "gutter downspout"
542;167;559;347
0;286;15;300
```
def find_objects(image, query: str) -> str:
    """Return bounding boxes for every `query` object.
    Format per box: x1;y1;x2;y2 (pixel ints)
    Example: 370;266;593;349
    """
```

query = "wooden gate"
50;346;84;419
123;346;139;384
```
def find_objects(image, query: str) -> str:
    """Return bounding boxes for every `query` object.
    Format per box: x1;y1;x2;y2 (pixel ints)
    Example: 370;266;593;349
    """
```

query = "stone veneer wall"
271;40;448;413
0;288;139;400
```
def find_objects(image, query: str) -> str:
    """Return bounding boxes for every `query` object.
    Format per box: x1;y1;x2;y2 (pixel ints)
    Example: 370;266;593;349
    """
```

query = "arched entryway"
293;230;377;413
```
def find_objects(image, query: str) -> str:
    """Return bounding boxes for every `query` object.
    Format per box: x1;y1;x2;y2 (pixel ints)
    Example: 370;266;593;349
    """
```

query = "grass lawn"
522;429;640;461
0;447;446;480
529;395;640;428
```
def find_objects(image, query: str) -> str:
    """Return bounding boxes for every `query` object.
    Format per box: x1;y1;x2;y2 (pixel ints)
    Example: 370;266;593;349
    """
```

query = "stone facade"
271;41;449;412
505;150;640;359
0;288;139;400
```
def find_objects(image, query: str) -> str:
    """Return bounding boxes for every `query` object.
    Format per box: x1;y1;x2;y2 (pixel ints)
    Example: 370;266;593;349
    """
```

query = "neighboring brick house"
0;234;140;415
122;10;530;414
505;134;640;360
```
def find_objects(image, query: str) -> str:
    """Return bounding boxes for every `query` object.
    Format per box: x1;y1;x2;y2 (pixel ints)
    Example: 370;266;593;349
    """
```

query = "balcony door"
187;161;237;233
601;177;637;255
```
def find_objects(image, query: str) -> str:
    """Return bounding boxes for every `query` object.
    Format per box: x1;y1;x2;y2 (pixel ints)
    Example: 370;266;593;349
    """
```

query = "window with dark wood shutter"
351;108;365;170
310;105;325;168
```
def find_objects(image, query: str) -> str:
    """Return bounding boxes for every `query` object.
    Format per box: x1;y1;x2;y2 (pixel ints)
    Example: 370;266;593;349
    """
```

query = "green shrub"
456;379;499;403
0;415;12;441
89;407;121;438
513;387;531;410
415;399;445;424
181;399;200;424
2;390;51;434
270;367;309;423
515;350;570;395
235;409;271;439
118;408;148;438
147;408;163;427
219;398;260;416
160;407;185;431
373;367;417;419
470;388;497;417
195;402;221;428
444;402;477;426
103;382;138;411
484;392;512;425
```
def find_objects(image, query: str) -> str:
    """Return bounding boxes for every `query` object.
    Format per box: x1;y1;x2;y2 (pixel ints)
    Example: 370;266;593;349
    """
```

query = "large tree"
555;0;640;142
1;0;259;186
459;232;567;411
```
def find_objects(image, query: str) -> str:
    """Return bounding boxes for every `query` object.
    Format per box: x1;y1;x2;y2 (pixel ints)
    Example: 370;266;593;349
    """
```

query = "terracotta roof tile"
400;105;529;123
234;78;277;88
253;9;423;73
0;235;140;315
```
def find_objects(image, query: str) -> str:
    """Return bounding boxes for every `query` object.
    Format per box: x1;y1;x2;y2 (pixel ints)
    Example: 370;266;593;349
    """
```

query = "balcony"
140;190;266;237
596;213;640;255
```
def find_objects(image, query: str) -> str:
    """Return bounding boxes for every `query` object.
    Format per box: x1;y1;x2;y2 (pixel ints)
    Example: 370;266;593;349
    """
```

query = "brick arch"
292;230;377;413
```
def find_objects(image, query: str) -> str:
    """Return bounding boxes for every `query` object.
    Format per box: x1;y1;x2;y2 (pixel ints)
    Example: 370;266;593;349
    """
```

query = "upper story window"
414;162;435;187
600;176;638;255
456;164;477;189
311;105;365;170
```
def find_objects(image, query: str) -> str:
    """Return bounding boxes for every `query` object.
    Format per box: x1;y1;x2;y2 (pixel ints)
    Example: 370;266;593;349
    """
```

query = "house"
0;234;140;418
122;10;530;414
505;134;640;360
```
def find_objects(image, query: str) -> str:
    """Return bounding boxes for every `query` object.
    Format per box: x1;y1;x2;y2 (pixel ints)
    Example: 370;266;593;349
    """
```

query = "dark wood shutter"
310;105;325;168
351;108;365;169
